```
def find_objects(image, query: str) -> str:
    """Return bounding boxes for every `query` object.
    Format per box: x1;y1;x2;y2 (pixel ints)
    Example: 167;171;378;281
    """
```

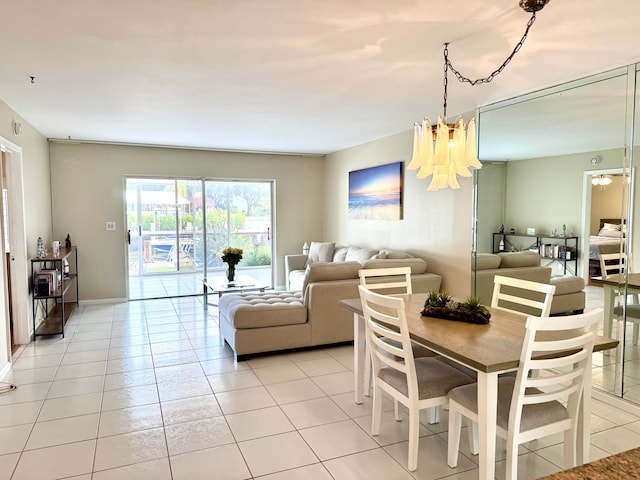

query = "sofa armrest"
285;254;308;290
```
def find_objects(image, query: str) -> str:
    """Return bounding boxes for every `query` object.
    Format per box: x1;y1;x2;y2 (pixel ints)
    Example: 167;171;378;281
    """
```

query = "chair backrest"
600;252;627;277
359;266;413;295
358;285;417;391
491;275;556;317
508;309;602;437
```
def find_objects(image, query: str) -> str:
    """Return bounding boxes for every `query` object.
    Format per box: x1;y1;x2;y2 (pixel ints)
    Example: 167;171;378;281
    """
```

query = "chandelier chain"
445;12;538;88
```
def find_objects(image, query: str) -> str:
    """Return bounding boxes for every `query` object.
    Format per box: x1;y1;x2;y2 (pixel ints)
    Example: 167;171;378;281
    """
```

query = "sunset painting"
348;162;403;220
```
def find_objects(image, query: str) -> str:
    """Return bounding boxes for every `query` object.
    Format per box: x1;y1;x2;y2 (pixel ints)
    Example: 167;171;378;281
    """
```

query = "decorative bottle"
499;239;505;252
37;237;45;258
302;242;309;255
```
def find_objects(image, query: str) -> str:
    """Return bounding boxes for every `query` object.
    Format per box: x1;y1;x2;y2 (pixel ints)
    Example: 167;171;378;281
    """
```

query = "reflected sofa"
473;251;585;316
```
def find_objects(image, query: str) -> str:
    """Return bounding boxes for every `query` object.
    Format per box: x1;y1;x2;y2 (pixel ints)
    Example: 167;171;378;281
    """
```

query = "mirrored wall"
473;64;639;401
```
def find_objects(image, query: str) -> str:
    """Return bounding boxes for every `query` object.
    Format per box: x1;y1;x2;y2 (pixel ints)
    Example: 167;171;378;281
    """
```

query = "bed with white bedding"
589;218;624;276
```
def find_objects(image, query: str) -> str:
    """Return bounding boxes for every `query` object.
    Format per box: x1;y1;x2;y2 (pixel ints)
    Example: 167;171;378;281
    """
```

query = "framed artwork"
348;161;403;220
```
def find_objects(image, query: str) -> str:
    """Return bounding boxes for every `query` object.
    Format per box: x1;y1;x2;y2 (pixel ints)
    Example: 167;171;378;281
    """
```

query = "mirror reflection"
474;66;635;400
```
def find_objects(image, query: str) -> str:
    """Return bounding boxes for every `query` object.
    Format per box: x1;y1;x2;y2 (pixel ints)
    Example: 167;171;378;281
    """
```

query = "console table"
493;232;578;275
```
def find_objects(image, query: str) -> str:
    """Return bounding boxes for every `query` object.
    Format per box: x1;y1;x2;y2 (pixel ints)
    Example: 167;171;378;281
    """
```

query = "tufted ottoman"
550;275;585;315
218;291;310;357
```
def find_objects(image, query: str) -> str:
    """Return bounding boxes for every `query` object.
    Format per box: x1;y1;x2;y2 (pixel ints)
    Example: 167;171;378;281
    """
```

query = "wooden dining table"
339;293;618;480
591;272;640;338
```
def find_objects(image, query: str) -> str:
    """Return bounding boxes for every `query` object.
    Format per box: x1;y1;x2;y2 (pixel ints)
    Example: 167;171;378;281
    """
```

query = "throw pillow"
380;249;412;259
306;242;335;266
345;246;379;263
332;246;348;262
598;229;622;238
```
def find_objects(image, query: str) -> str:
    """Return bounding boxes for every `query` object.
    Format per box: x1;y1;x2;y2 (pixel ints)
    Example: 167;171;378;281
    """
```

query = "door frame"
0;137;28;350
580;167;633;282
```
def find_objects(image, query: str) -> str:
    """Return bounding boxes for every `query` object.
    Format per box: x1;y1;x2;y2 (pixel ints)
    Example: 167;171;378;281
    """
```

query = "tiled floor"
3;296;640;479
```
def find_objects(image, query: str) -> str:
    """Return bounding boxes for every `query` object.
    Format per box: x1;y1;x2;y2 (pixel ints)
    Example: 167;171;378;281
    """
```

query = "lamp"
407;0;550;190
592;175;612;187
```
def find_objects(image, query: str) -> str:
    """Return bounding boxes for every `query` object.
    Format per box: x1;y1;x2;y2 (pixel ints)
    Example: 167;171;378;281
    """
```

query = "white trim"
580;167;631;283
79;298;128;306
0;361;11;382
0;137;28;352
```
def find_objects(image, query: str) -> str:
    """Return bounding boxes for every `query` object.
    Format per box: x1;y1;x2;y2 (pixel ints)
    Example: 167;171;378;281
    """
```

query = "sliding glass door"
126;178;200;276
203;181;273;287
126;177;273;299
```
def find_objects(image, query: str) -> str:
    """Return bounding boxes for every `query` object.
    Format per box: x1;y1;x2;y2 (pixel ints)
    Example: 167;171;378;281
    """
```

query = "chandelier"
592;175;612;187
407;0;550;190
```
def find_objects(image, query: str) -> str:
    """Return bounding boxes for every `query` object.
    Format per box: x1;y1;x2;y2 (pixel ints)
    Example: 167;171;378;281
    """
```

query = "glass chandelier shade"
407;116;482;191
407;1;547;191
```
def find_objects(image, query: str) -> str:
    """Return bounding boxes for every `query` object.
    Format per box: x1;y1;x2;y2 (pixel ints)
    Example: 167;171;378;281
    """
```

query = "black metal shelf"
31;246;78;339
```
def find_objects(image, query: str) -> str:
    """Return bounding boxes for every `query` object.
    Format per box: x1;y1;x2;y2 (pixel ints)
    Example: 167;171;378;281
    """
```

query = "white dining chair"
491;274;556;317
359;267;439;419
358;285;475;471
600;252;640;345
446;308;602;480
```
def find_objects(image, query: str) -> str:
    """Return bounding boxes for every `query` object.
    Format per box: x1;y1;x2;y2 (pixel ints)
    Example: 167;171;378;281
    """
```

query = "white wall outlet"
106;221;116;231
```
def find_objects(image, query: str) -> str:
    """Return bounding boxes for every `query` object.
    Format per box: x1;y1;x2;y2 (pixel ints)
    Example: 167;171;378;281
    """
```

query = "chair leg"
371;385;382;436
447;407;462;468
394;399;400;421
563;427;577;469
408;406;420;471
427;406;440;424
505;434;519;480
633;322;640;346
467;419;479;455
364;340;372;396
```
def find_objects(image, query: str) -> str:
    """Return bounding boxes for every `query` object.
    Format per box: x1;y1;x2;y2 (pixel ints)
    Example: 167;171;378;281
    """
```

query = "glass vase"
226;264;236;286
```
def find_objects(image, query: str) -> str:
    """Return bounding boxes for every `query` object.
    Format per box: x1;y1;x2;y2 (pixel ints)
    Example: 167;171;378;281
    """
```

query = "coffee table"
203;275;267;310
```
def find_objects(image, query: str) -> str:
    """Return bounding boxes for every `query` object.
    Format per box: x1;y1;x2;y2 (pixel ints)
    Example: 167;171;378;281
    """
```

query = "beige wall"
0;98;51;372
0;101;52;256
477;147;627;276
323;129;474;299
49;142;324;301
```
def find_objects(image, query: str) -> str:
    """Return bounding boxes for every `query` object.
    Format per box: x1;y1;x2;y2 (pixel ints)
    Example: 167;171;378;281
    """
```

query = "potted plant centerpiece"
221;247;243;286
422;291;491;324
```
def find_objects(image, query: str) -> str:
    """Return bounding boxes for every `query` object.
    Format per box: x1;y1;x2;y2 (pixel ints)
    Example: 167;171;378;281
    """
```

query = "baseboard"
79;298;128;306
593;389;640;417
0;361;12;382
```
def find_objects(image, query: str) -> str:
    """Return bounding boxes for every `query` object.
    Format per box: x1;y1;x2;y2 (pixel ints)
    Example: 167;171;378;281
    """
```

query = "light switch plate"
106;222;116;231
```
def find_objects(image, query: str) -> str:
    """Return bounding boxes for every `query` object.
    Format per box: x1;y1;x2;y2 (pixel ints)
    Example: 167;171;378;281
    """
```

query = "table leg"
603;285;615;338
203;279;208;311
353;312;365;404
477;371;498;480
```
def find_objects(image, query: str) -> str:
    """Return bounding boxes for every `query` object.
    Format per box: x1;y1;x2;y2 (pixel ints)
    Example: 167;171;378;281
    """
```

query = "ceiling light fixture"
407;0;550;190
592;175;612;187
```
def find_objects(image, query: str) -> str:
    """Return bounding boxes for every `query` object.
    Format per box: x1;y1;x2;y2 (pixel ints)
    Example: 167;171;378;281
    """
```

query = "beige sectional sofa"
218;243;442;357
473;251;585;316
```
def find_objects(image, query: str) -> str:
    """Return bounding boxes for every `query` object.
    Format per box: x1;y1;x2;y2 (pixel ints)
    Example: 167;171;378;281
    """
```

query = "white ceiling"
1;0;640;155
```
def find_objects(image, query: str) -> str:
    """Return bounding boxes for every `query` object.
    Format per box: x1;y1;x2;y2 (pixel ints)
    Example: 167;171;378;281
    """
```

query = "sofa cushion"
345;246;379;263
475;253;501;270
307;242;335;265
550;275;586;295
498;251;540;268
301;261;361;294
219;292;307;329
362;258;427;275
